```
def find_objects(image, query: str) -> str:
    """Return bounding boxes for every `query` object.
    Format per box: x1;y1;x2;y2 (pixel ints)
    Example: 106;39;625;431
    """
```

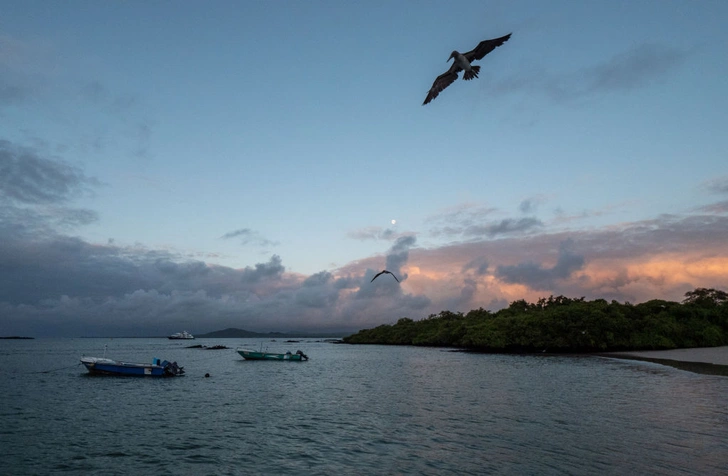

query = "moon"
391;219;397;225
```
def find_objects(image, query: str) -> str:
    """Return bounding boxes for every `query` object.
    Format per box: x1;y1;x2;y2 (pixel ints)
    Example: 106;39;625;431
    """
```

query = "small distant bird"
423;33;512;105
371;270;400;283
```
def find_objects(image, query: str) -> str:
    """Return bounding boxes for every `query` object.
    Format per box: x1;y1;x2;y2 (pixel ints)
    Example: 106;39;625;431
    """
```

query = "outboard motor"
296;350;309;361
162;360;184;376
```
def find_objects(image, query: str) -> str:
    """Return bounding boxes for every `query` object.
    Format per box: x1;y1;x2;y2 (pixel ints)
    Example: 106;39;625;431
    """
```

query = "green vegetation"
343;288;728;352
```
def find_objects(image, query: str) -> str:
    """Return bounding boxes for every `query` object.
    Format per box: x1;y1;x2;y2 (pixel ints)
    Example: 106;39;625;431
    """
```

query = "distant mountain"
195;328;348;338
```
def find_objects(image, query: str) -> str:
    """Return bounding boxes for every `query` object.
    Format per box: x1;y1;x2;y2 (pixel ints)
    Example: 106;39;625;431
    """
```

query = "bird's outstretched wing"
371;270;400;282
463;33;512;62
423;65;460;105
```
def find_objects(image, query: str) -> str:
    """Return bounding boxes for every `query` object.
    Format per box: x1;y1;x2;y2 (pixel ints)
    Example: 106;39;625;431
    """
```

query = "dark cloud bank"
2;141;727;337
0;141;432;336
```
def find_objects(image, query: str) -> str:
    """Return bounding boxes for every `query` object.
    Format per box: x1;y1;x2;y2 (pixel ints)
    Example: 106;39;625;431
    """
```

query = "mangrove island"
343;288;728;353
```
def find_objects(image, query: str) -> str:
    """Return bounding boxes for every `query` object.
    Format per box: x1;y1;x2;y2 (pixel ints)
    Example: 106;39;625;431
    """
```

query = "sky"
2;1;728;337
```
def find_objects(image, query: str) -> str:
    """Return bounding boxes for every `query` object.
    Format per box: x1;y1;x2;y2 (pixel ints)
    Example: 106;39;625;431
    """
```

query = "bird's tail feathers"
463;65;480;80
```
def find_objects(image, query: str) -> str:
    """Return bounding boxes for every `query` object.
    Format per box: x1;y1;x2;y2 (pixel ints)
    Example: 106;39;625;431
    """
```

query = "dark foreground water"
1;338;727;475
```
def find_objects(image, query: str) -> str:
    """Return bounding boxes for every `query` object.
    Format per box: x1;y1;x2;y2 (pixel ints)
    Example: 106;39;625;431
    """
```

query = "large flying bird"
371;270;400;283
423;33;511;105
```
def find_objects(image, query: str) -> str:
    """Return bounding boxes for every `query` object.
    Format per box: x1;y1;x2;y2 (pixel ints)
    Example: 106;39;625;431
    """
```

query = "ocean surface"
1;338;727;475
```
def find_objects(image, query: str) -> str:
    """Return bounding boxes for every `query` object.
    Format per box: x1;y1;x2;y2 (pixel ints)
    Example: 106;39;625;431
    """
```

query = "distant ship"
168;331;195;340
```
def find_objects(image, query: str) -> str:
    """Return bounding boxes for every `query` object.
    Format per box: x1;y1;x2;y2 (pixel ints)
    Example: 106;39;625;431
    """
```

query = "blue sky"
2;1;727;337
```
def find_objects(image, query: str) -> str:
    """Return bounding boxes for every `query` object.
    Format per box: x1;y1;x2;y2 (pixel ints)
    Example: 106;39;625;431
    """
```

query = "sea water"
1;338;727;475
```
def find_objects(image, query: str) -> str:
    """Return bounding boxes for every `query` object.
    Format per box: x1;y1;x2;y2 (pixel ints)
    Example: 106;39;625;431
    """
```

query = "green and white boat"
237;347;309;361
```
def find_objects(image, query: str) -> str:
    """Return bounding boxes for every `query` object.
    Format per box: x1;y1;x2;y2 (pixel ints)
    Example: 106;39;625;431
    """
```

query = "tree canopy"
343;288;728;353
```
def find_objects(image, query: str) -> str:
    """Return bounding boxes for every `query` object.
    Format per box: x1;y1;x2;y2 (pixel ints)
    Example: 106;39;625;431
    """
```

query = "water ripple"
1;339;727;474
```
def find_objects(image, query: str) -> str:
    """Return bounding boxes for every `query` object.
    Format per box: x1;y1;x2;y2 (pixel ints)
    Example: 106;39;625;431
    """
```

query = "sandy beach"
600;346;728;376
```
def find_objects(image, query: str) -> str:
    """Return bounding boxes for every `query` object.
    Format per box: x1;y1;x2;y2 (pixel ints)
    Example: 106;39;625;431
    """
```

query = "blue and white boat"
80;356;185;377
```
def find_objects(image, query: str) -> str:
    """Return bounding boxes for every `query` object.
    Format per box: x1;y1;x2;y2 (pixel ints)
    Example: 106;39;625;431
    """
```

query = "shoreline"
598;346;728;376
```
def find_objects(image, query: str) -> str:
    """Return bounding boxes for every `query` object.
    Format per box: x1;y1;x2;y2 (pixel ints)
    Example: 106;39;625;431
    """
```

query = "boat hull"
80;357;184;377
237;349;308;361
